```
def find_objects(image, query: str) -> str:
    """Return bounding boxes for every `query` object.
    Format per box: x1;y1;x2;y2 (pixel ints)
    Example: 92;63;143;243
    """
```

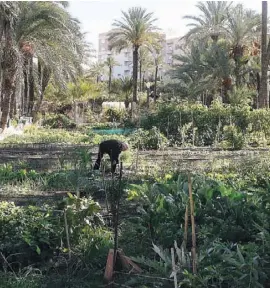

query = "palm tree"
170;40;234;103
111;77;133;108
138;47;152;91
15;1;88;117
0;1;89;128
183;1;232;42
88;62;106;83
259;1;268;108
226;4;260;87
148;45;164;102
108;7;159;103
0;2;19;131
104;56;119;93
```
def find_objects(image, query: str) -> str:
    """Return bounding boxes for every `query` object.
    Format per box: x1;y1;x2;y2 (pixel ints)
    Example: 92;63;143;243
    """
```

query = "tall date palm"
183;1;232;42
104;56;119;93
108;7;159;103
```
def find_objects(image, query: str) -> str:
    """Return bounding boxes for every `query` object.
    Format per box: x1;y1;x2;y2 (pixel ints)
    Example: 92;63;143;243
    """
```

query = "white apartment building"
165;37;185;66
98;32;133;79
98;31;184;80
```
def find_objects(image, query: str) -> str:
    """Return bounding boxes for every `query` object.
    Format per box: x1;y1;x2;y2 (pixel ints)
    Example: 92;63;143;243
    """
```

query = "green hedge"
141;101;270;147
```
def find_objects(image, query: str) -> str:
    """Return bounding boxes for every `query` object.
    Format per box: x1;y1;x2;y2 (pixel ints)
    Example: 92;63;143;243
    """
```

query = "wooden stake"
113;162;123;268
171;248;178;288
183;204;189;250
102;160;110;213
188;173;197;274
64;209;71;260
104;249;114;283
135;141;140;175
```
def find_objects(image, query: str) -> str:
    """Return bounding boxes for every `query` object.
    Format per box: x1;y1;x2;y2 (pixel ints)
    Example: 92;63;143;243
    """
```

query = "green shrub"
0;195;111;270
220;124;246;150
129;127;168;150
140;102;270;147
123;173;270;287
43;114;76;129
104;107;127;122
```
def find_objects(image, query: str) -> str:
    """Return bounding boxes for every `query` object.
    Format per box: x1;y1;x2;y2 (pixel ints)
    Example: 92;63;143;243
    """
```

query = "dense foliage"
141;101;270;149
122;169;270;287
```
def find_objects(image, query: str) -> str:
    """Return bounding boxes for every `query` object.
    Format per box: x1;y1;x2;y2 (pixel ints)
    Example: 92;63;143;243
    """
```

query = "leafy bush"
89;122;120;130
0;163;39;184
140;102;270;148
0;195;112;270
104;107;127;122
220;124;246;150
129;127;168;150
122;173;270;287
43;114;76;129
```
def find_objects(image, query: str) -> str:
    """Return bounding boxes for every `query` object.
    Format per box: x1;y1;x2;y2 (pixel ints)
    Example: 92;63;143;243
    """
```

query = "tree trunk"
108;66;112;93
132;45;139;103
235;63;241;88
32;61;51;122
9;81;17;119
146;86;150;109
233;45;244;88
28;56;35;115
139;60;142;92
154;65;158;102
0;21;18;132
0;67;3;108
222;77;232;104
23;58;29;115
0;22;4;109
259;1;268;108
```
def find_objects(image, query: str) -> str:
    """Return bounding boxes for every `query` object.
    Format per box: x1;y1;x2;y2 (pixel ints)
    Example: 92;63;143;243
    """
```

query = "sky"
67;0;264;57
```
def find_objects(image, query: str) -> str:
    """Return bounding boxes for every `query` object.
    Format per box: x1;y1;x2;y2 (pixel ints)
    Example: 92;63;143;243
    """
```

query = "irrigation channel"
0;143;269;207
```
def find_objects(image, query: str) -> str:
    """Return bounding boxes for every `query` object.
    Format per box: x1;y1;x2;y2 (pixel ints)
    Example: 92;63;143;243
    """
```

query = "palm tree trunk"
9;83;17;119
259;1;268;108
233;45;244;88
146;85;150;108
0;67;3;108
0;21;18;132
23;58;29;115
235;63;241;88
132;45;139;103
139;60;142;91
154;65;158;102
109;66;112;93
28;55;35;115
32;62;51;122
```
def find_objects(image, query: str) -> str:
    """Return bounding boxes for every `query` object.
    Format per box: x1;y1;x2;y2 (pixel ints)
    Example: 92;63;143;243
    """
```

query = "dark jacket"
93;139;124;172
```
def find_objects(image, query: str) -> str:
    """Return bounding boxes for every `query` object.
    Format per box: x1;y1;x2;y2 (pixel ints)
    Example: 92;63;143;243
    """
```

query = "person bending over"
93;139;129;173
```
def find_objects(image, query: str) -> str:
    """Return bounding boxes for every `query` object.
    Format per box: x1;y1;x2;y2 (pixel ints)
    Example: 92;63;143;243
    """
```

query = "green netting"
92;128;136;135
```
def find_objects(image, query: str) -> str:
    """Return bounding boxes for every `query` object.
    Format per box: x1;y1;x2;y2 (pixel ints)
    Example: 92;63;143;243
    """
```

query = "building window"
124;70;130;75
124;52;130;57
124;61;130;66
